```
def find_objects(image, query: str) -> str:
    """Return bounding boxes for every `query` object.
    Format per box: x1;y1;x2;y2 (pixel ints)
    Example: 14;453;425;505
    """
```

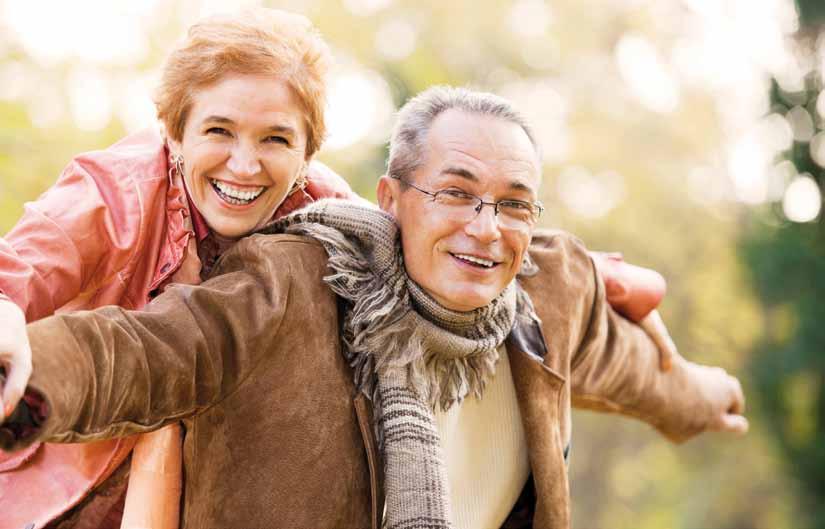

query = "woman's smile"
209;178;268;207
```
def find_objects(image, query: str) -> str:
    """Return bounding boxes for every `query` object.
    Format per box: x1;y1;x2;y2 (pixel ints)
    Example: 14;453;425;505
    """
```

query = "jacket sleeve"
528;231;715;443
0;157;144;322
11;234;296;448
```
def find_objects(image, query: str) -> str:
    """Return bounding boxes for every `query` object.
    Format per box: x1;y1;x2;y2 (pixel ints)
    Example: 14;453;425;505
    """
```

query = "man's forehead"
424;110;541;189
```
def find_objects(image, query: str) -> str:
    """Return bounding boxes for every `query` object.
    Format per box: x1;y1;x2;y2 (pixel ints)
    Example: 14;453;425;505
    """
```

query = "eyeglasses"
392;175;543;230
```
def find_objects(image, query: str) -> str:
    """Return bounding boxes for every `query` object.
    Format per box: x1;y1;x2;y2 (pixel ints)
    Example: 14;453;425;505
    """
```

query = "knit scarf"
260;199;534;529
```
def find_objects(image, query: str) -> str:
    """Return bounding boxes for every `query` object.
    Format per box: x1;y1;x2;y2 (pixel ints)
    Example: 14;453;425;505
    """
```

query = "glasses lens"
431;190;539;230
498;202;537;230
433;190;480;222
433;189;476;206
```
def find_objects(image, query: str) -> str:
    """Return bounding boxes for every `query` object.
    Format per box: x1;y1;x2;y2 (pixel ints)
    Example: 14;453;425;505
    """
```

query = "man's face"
379;109;541;311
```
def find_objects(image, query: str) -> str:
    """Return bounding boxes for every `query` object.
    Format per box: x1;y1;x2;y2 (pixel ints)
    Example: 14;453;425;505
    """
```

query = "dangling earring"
169;152;185;180
287;166;312;201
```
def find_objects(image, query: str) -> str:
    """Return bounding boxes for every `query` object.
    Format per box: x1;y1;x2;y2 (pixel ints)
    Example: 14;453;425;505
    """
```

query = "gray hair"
387;86;540;183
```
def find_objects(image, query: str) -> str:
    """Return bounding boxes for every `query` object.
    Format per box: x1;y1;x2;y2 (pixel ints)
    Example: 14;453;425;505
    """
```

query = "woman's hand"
639;309;679;372
590;252;675;371
0;298;32;419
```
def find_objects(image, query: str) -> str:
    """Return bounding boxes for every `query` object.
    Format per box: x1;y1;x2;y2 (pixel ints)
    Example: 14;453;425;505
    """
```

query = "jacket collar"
506;313;549;362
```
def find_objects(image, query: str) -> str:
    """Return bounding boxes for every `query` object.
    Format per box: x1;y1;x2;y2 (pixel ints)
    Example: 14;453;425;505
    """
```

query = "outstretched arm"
0;234;299;452
572;246;747;442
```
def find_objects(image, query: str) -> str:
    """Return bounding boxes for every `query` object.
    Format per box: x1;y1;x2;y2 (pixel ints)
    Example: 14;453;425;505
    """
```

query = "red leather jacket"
0;128;356;529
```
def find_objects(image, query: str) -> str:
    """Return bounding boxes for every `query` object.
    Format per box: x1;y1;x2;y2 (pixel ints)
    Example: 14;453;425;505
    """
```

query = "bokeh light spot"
786;105;815;142
810;131;825;168
729;136;769;204
67;68;112;132
507;0;554;38
323;67;393;151
556;166;625;219
375;18;417;61
615;34;680;113
3;0;156;64
500;80;570;164
782;175;821;222
343;0;392;17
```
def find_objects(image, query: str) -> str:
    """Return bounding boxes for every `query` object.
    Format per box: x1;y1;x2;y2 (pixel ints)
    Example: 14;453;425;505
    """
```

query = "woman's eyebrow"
263;125;297;136
202;115;235;124
200;116;297;137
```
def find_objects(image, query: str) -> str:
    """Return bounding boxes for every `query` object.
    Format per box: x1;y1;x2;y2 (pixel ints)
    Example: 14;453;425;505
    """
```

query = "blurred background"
1;0;823;527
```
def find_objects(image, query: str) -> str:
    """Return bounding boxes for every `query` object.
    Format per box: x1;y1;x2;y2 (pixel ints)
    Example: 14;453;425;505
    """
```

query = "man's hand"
639;310;748;436
685;361;749;436
0;299;32;419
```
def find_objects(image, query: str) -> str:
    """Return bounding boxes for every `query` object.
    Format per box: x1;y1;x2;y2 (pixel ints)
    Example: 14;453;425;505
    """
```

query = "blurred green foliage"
741;7;825;525
742;215;825;529
797;0;825;26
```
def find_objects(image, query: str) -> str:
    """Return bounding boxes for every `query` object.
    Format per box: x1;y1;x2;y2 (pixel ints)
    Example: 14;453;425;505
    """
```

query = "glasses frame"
391;174;544;228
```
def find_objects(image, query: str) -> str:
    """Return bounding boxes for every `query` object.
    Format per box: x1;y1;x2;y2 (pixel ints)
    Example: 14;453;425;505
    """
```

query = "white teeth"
211;179;265;202
454;253;495;267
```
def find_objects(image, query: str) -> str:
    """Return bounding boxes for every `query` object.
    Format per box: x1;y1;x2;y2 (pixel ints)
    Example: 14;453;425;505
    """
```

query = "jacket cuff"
0;374;49;452
643;357;715;444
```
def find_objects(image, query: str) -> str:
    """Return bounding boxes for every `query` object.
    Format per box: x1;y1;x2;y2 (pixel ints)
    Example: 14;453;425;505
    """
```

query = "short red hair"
155;8;331;158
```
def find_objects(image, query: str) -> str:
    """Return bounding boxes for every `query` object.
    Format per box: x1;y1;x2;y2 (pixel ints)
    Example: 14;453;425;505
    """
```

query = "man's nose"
464;203;502;243
226;142;262;178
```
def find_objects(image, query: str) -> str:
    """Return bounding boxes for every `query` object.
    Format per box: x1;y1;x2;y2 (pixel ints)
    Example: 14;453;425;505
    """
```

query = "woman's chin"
204;216;259;239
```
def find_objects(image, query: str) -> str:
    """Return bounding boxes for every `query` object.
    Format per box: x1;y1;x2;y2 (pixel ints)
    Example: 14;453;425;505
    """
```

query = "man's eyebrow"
442;166;535;194
508;180;533;193
441;167;478;181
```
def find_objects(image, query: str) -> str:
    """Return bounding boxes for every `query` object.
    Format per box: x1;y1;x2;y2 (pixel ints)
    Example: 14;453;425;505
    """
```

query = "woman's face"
169;73;308;239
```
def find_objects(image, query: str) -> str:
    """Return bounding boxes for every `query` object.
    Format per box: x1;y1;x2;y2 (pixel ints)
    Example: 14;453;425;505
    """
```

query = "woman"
0;8;355;529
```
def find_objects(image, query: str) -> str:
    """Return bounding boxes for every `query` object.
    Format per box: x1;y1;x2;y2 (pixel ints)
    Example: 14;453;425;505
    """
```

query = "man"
0;87;746;529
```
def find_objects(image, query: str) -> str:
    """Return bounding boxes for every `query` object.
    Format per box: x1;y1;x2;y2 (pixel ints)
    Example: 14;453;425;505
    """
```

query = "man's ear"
376;175;400;218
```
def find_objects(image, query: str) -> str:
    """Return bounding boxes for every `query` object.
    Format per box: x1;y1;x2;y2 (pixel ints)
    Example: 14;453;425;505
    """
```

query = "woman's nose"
226;142;262;178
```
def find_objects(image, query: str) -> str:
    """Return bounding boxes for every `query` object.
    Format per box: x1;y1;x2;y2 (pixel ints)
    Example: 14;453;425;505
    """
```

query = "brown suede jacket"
8;230;718;529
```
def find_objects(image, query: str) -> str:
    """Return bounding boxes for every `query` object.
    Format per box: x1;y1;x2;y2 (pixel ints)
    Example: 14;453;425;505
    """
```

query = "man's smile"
449;252;503;269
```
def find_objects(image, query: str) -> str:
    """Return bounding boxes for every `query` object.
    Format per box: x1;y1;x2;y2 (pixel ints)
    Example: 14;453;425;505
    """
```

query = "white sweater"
434;345;530;529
